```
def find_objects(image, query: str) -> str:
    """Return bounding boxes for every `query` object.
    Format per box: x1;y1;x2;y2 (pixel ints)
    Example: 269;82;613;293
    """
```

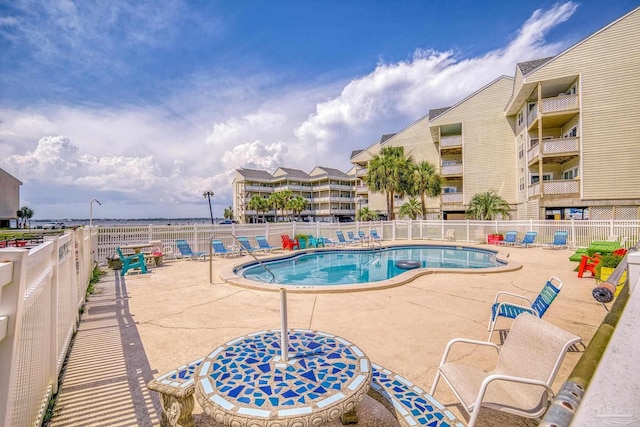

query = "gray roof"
380;134;396;143
428;107;451;121
276;168;310;179
236;168;273;180
350;149;363;159
517;57;555;75
313;166;350;179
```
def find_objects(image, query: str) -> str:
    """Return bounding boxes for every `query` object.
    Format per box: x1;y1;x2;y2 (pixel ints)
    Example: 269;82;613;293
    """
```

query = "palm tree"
412;161;443;219
248;196;265;223
223;205;234;220
365;146;413;220
356;207;378;221
399;198;422;220
286;196;307;221
466;191;512;220
17;206;34;228
268;191;291;222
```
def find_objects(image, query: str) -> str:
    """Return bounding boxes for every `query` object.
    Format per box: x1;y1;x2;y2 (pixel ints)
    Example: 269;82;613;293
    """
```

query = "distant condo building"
233;7;640;223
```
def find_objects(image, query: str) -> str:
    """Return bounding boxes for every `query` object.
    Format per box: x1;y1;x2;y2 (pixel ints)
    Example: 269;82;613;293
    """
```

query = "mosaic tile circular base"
195;329;371;426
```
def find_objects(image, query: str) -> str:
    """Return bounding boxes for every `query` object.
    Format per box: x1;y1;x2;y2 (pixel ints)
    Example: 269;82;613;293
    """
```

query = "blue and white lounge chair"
237;236;259;253
212;239;240;257
256;236;278;252
487;276;563;340
176;239;207;260
499;231;518;246
357;230;369;242
514;231;537;248
347;231;361;244
370;230;382;241
335;231;351;245
543;231;568;250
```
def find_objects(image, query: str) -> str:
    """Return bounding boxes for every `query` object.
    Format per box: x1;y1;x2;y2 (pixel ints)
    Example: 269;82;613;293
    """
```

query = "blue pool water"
236;245;504;285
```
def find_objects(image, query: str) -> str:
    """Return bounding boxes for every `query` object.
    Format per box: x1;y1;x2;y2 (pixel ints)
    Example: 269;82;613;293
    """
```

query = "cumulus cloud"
294;2;578;155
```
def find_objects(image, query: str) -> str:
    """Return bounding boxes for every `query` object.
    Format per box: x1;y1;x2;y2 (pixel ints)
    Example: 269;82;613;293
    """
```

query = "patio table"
120;242;153;254
195;329;371;426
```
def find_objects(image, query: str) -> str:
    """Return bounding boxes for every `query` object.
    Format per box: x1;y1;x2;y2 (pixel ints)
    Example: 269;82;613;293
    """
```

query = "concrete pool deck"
49;242;606;426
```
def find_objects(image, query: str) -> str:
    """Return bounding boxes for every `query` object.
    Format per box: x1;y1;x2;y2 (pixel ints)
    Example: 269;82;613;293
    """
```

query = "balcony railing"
442;193;463;203
542;94;579;113
441;164;463;175
528;179;580;197
313;184;354;191
526;94;579;125
527;136;580;162
440;135;462;148
245;185;274;192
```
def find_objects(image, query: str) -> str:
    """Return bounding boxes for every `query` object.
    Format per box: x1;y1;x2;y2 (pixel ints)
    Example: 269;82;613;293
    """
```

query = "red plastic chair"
577;248;628;278
281;235;299;251
577;254;600;278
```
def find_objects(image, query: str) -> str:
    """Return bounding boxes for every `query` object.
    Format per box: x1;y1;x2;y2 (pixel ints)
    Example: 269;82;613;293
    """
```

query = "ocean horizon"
30;218;221;227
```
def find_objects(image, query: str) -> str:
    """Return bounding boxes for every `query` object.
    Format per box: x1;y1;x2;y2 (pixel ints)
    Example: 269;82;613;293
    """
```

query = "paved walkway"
48;243;606;426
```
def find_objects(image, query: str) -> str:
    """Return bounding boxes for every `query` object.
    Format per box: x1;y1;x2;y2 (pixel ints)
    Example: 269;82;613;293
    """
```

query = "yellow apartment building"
233;167;356;223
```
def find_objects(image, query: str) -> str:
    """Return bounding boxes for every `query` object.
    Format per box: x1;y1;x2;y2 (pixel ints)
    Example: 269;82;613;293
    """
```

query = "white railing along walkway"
0;228;96;427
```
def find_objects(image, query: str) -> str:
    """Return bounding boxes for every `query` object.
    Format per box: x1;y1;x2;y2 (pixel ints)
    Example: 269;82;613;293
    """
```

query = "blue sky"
1;0;638;219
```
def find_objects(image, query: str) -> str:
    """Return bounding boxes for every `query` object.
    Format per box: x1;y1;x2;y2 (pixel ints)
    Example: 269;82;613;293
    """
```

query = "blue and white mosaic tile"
196;329;371;421
371;363;463;427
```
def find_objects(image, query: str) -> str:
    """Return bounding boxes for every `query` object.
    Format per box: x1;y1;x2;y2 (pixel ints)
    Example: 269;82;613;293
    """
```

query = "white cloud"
294;2;577;155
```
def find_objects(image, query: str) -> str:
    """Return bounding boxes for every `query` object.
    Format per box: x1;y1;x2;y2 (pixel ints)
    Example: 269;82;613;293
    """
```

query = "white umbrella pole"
280;288;289;362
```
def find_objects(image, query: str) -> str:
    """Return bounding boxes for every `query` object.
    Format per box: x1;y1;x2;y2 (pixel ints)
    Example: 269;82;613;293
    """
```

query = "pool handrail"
229;234;276;283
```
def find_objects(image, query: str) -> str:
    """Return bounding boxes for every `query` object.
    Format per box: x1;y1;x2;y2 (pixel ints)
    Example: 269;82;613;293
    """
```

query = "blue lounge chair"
176;239;207;260
212;239;240;257
543;231;569;249
335;231;351;245
357;230;369;242
347;231;361;244
370;230;382;241
514;231;537;248
256;236;277;252
321;237;339;246
116;247;148;276
487;276;563;340
499;231;518;246
237;236;259;253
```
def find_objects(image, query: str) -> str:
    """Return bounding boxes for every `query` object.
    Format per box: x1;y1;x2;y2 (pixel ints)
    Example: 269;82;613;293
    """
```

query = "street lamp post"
89;198;101;227
203;191;215;224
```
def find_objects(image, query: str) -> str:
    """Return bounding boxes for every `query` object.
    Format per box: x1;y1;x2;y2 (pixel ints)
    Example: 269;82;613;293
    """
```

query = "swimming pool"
227;245;517;292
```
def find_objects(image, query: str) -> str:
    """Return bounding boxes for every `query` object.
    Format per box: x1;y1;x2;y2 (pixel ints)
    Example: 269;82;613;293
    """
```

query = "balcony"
442;193;463;204
356;167;368;176
440;135;462;148
527;94;579;130
313;184;354;191
441;163;463;176
245;185;273;192
528;179;580;197
527;136;580;164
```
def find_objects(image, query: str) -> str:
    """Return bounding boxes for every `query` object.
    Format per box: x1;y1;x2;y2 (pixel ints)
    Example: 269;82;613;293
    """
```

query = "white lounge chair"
430;313;581;427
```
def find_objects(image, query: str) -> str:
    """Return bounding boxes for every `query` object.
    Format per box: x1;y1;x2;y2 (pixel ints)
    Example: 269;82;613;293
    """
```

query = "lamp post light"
203;190;215;225
89;198;101;227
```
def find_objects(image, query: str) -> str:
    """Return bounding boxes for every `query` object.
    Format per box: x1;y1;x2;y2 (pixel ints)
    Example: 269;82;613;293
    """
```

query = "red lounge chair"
578;248;628;278
281;235;299;251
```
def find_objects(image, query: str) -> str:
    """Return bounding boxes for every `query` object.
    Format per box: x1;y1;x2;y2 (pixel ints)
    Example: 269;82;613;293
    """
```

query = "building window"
517;110;524;126
443;187;458;193
563;167;579;180
518;142;524;159
519;177;525;191
530;173;552;184
564;126;577;138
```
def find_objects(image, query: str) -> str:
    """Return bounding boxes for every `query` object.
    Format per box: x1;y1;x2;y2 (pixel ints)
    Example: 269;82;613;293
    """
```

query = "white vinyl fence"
95;219;640;264
0;227;97;427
